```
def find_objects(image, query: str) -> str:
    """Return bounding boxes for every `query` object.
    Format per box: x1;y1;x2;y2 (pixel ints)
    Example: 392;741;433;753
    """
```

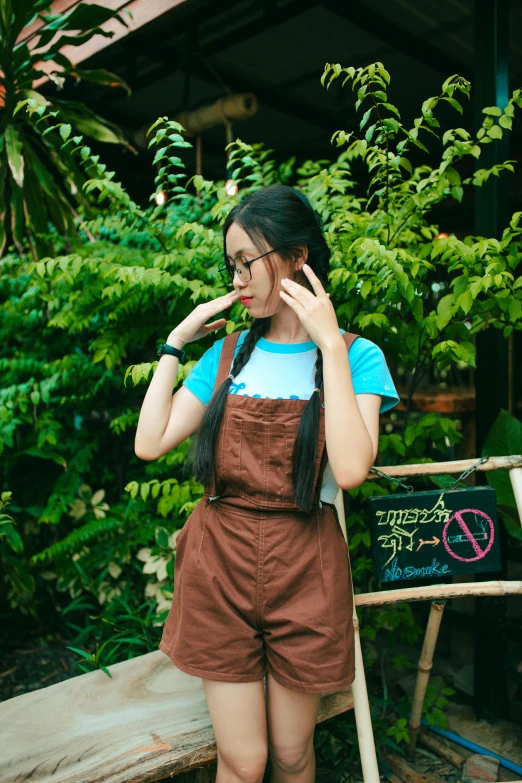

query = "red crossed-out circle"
442;508;495;562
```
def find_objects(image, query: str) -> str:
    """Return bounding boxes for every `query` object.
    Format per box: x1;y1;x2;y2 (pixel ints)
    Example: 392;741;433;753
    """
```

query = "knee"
269;738;314;774
217;744;268;783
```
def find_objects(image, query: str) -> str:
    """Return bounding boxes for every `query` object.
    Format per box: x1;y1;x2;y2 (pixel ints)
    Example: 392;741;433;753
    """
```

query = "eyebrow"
225;247;257;260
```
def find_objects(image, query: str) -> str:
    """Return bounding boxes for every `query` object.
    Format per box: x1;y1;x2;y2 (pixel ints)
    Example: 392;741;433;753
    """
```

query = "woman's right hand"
167;289;241;346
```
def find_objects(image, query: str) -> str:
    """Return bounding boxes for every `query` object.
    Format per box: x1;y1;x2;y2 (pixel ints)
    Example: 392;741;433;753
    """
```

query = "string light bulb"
225;178;238;196
155;190;167;206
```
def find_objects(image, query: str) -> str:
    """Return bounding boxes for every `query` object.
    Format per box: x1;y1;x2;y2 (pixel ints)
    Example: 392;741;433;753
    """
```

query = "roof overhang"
18;0;190;86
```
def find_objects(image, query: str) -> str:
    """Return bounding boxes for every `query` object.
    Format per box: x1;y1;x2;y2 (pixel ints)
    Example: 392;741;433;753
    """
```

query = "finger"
279;289;305;316
302;264;327;297
205;319;227;331
210;290;239;312
281;277;315;304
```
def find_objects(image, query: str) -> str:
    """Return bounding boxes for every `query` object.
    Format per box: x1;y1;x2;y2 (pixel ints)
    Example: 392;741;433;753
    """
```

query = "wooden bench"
2;455;522;783
0;650;353;783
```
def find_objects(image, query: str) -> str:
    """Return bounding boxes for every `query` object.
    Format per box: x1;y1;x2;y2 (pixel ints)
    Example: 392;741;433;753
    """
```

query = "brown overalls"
159;330;359;694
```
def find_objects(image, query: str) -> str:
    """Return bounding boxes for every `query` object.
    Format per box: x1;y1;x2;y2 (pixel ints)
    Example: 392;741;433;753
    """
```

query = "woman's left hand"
279;265;343;352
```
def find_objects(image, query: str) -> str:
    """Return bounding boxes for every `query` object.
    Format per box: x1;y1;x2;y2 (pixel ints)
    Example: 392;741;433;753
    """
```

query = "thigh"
266;673;321;763
202;678;268;768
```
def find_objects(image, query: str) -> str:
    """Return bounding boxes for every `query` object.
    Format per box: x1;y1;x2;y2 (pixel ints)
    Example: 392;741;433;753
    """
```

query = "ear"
294;245;308;271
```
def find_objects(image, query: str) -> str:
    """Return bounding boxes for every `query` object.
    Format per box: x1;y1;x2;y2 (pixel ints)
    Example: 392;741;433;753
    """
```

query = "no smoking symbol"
442;508;495;562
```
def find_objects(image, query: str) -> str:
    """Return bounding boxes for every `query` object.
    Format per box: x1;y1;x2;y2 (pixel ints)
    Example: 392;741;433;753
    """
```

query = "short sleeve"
348;337;400;413
183;337;225;405
182;331;248;405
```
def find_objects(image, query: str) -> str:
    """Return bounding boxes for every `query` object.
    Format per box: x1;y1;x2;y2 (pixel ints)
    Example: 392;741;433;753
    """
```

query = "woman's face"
225;221;303;318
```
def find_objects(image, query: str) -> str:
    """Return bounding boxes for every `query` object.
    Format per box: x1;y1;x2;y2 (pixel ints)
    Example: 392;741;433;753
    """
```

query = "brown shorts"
159;496;355;694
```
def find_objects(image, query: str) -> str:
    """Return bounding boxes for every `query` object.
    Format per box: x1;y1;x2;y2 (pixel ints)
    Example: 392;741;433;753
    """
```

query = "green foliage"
481;409;522;540
422;677;457;730
0;490;37;615
0;0;133;258
392;674;457;734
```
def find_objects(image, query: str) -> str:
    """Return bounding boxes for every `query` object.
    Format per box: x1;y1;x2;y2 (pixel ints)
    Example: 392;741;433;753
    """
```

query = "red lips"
240;297;253;303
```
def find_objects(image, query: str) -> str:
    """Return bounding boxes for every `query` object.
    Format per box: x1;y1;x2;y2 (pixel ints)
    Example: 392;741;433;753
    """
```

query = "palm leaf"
0;167;7;254
5;126;24;188
38;3;129;33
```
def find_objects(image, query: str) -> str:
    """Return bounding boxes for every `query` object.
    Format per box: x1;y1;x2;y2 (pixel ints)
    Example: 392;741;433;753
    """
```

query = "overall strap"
214;330;243;393
319;331;360;404
342;331;360;351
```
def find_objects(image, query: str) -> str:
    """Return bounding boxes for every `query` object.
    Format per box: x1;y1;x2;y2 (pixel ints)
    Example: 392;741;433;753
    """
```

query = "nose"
233;270;248;291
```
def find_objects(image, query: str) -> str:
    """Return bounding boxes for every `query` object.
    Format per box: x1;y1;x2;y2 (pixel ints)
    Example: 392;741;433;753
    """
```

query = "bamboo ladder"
336;454;522;783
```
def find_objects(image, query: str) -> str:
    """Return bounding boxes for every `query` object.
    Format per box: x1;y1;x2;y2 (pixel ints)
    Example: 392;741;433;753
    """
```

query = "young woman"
135;184;400;783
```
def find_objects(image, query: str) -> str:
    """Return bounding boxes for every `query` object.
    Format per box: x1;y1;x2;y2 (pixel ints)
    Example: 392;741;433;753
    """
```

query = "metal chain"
368;467;415;494
369;455;491;495
449;455;491;489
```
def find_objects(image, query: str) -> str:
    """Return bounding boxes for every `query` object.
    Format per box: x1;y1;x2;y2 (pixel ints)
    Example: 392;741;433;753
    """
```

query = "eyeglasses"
218;248;280;286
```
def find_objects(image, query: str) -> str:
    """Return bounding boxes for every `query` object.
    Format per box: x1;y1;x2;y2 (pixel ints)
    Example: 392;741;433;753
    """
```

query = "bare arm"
322;338;379;489
135;289;240;460
135;338;207;459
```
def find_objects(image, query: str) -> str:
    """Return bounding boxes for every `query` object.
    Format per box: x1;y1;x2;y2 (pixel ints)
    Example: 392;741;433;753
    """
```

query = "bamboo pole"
384;753;448;783
365;455;522;481
417;730;465;768
508;467;522;533
355;580;522;607
335;490;380;783
406;601;446;758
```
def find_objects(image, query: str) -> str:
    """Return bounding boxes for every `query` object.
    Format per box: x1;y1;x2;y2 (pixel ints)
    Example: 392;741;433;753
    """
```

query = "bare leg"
265;673;322;783
202;677;268;783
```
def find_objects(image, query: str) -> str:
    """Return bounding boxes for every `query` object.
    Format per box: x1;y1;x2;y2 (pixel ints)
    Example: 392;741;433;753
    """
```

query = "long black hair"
186;184;332;512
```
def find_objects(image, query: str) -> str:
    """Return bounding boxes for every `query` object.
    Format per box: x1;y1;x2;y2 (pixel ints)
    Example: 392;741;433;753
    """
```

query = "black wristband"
157;342;186;362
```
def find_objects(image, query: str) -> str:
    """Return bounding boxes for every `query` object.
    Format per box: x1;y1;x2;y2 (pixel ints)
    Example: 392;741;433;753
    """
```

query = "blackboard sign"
368;486;501;584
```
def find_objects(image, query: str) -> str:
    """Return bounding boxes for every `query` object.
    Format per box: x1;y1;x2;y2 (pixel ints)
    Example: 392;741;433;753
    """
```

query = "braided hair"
187;184;331;513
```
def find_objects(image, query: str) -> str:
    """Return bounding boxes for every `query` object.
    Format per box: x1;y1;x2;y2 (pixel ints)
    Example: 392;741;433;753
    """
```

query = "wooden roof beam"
323;0;472;82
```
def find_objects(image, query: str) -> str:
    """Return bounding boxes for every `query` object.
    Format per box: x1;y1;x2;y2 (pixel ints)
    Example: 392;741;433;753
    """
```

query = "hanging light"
225;178;238;196
155;190;167;206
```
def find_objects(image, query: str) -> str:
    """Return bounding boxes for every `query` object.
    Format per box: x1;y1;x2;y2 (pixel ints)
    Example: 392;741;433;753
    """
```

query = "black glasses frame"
218;248;280;286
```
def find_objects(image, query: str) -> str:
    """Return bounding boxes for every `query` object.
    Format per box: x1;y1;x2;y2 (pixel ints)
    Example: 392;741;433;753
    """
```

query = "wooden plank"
0;650;353;783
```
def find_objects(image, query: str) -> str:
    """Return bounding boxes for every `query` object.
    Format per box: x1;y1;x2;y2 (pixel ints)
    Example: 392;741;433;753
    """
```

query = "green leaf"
443;96;463;114
487;125;503;140
5;126;24;188
360;280;372;299
66;646;94;662
40;4;129;32
156;527;169;548
66;67;131;95
509;299;521;322
69;116;121;144
360;107;373;130
59;124;72;142
146;117;169;137
40;27;115;59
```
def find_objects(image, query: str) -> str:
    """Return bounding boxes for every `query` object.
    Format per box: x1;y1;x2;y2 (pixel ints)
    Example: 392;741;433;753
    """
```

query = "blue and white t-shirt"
183;328;400;503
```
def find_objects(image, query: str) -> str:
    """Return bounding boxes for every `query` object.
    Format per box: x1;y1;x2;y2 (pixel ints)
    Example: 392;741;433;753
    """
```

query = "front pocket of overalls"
224;418;290;502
